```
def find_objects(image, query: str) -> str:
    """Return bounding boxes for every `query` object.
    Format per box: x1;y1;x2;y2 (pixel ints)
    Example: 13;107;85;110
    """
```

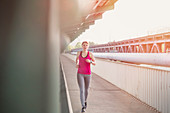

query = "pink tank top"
78;51;91;75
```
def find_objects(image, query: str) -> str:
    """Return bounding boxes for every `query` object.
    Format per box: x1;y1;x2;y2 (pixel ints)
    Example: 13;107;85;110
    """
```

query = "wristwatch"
90;60;92;63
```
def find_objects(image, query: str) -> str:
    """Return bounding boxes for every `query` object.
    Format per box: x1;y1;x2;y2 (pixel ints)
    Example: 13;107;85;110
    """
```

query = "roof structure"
60;0;118;41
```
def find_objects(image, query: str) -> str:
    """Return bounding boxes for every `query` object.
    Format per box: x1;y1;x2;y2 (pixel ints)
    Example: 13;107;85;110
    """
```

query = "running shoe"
81;107;86;112
84;102;87;109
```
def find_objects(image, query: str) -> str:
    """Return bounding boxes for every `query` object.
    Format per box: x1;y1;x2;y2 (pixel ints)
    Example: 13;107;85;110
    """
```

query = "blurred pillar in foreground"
0;0;62;113
47;0;61;113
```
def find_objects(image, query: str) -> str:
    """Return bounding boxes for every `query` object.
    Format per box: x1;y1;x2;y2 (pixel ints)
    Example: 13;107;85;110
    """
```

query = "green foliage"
75;42;82;48
66;45;75;51
66;41;97;51
89;41;95;46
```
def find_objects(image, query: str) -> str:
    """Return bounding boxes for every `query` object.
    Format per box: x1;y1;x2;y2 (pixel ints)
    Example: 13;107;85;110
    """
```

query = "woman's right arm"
76;51;80;68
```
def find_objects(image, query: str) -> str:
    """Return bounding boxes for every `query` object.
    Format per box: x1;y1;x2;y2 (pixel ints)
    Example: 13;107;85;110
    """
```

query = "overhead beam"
64;21;95;33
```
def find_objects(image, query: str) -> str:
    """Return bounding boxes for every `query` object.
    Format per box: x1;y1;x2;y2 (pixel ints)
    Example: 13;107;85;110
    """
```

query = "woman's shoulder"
77;51;81;56
88;51;94;57
77;51;81;54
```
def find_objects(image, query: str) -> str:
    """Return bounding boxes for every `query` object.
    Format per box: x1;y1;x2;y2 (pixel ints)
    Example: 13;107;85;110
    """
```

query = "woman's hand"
76;64;79;68
86;59;91;63
86;59;96;65
92;62;96;66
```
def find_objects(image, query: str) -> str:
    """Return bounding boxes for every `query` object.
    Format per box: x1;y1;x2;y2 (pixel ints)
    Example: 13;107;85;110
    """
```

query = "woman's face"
82;43;89;50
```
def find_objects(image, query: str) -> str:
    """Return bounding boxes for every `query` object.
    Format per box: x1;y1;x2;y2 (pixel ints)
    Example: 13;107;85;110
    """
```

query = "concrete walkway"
60;55;157;113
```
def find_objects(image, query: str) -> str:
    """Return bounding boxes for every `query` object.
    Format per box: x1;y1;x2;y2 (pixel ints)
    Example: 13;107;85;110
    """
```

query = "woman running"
76;41;96;112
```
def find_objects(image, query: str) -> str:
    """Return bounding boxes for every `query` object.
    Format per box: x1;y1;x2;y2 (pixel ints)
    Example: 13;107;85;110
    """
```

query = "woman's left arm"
90;52;96;65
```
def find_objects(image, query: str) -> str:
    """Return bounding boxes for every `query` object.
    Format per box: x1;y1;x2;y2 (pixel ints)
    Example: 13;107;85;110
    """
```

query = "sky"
70;0;170;46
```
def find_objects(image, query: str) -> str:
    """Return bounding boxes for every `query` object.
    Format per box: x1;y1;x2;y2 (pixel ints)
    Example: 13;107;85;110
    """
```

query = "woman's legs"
77;74;91;107
77;74;85;107
84;76;91;102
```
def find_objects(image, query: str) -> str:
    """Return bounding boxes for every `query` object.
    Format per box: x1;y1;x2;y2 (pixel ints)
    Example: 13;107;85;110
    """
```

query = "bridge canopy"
60;0;118;42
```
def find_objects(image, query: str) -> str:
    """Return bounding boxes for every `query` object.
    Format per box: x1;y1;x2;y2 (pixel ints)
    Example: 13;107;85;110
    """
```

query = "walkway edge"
60;61;73;113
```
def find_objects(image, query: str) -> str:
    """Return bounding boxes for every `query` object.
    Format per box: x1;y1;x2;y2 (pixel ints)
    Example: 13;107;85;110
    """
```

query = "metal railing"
92;58;170;113
71;32;170;53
